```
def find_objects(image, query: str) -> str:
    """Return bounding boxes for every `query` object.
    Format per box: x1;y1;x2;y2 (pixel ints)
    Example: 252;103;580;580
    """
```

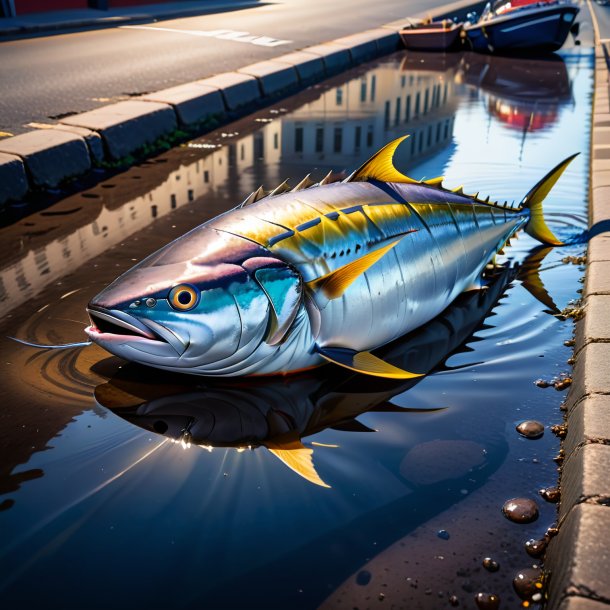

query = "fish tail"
520;153;579;246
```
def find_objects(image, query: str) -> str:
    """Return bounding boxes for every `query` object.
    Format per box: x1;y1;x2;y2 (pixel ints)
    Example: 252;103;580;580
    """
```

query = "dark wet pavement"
0;47;593;609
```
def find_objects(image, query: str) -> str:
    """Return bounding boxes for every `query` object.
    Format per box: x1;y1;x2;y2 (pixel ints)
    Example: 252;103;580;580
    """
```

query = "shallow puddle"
0;47;593;609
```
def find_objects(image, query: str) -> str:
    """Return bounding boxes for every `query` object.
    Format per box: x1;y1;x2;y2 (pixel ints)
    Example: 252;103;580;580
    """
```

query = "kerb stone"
332;32;379;63
273;51;325;84
0;130;90;188
565;343;610;410
197;72;260;112
238;61;298;97
563;395;610;458
140;84;225;127
574;295;610;350
302;43;352;75
0;152;28;206
545;504;610;609
60;100;177;160
365;28;401;54
558;444;610;519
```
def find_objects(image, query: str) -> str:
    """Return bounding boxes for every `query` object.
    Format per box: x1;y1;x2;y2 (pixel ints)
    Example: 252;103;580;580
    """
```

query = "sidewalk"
0;0;259;37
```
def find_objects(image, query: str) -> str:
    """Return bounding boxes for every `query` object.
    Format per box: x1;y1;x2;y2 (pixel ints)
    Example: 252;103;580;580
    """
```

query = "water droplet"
525;538;547;558
513;568;543;601
474;592;500;610
539;487;560;503
437;529;450;540
356;570;371;586
502;498;539;523
378;592;385;601
482;558;499;572
516;421;544;439
449;595;459;606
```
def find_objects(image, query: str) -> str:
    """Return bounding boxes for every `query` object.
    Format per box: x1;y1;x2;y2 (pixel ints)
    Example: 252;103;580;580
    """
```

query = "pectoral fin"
307;239;400;300
316;345;423;380
253;265;302;346
265;431;330;488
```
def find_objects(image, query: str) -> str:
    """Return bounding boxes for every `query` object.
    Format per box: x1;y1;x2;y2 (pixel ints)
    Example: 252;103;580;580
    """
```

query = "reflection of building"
0;147;228;318
0;57;459;319
281;62;458;168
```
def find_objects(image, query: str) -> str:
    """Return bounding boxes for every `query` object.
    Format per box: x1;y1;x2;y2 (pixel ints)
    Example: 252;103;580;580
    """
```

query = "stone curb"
0;0;478;207
545;43;610;610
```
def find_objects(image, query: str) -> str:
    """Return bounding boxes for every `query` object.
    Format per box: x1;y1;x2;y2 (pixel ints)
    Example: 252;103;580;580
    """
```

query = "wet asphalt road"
0;0;456;134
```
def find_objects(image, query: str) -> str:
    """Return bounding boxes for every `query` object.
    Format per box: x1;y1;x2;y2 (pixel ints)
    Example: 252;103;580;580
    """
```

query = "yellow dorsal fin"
266;432;330;488
307;239;400;300
346;135;418;184
316;345;423;380
424;176;444;186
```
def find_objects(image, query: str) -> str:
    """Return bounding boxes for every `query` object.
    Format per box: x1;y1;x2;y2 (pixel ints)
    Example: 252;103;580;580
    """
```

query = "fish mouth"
86;306;187;356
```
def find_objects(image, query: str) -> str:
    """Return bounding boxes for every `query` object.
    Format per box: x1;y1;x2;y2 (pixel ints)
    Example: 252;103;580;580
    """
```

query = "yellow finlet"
346;135;420;184
292;174;315;191
522;153;579;246
307;239;400;300
266;432;330;488
316;345;423;380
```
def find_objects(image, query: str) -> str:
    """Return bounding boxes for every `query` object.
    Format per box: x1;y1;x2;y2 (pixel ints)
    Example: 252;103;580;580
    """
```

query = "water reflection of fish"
85;135;577;378
95;264;518;487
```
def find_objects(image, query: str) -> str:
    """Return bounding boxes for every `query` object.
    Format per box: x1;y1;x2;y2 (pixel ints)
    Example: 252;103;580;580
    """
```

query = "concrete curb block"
59;100;177;160
197;72;260;111
300;43;352;75
545;41;610;610
237;60;299;97
0;129;90;188
140;83;226;127
546;504;610;609
272;51;326;84
0;153;28;205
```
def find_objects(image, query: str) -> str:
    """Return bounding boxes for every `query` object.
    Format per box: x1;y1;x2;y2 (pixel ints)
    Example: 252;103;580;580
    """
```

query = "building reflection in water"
0;51;573;322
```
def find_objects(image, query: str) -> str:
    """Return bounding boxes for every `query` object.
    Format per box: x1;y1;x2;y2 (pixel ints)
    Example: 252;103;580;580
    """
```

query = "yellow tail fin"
521;153;579;246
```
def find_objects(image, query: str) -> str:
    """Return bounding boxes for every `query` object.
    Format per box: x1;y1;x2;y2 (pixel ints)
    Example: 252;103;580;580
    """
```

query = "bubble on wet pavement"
502;498;539;523
516;421;544;439
437;529;450;540
356;570;371;586
449;595;459;606
525;538;547;558
482;557;500;572
474;592;500;610
539;487;560;503
513;567;543;601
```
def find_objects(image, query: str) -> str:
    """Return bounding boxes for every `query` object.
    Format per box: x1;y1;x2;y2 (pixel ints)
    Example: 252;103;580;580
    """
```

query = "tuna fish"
85;135;577;378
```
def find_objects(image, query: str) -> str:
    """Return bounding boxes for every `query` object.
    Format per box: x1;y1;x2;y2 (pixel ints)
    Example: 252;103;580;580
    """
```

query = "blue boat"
464;0;580;54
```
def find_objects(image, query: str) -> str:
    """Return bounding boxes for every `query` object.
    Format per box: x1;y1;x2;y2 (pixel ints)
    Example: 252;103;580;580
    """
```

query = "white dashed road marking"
120;25;292;47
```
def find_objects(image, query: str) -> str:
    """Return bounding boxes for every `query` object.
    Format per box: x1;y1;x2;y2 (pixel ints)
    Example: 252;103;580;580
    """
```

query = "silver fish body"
85;137;575;378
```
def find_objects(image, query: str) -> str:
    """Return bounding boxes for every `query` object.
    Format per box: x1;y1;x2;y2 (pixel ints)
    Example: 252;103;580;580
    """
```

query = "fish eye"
169;284;200;311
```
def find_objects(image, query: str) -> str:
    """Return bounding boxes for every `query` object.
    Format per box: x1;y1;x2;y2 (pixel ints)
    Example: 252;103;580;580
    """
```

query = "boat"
464;0;580;54
399;19;464;51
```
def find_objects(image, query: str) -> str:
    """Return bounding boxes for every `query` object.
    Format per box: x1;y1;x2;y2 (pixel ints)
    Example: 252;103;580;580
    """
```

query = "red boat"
399;19;464;52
